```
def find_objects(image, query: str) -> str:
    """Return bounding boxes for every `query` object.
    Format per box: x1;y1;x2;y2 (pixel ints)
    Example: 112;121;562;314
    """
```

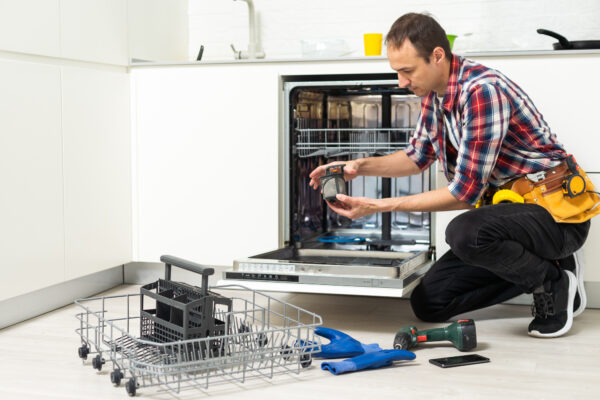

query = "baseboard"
124;261;227;287
0;265;124;329
124;261;163;284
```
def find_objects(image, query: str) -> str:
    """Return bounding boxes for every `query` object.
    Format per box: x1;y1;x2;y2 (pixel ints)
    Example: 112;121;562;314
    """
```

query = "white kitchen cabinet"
0;59;64;301
60;0;128;65
132;64;280;266
61;66;132;280
469;54;600;172
583;173;600;281
0;0;61;57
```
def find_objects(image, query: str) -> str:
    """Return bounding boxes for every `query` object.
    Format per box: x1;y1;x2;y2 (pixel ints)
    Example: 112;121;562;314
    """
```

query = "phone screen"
429;354;490;368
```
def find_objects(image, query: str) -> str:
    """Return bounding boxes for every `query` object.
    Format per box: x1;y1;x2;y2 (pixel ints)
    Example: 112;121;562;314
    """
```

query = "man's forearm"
378;187;473;212
356;150;422;177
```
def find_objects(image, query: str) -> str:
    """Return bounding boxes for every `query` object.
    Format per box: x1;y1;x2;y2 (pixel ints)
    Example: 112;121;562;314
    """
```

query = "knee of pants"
410;284;452;323
445;211;481;264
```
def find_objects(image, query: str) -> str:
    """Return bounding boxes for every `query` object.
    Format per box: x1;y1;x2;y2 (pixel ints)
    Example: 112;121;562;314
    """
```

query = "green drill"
393;319;477;351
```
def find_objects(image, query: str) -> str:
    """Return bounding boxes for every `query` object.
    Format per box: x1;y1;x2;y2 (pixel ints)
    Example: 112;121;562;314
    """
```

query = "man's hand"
326;194;381;220
309;160;359;190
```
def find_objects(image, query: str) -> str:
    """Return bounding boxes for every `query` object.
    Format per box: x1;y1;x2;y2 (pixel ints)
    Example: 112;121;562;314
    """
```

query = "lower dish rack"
75;255;322;397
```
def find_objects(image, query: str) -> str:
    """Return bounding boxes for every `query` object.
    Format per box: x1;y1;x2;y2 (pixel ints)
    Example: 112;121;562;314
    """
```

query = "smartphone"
429;354;490;368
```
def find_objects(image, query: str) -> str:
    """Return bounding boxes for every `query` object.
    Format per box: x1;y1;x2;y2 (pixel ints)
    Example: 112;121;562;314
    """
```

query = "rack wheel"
256;333;268;347
110;369;124;386
299;353;312;368
92;354;105;371
280;345;292;361
125;379;137;397
78;345;90;360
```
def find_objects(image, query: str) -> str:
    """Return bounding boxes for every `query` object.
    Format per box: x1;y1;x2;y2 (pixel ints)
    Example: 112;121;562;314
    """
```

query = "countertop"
130;48;600;68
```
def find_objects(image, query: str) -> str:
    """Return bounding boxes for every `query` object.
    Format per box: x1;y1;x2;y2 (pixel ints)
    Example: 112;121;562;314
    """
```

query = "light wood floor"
1;284;599;399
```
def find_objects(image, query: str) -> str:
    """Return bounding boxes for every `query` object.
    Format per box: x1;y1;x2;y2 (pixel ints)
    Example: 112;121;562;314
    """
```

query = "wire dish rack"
295;127;414;158
75;256;322;397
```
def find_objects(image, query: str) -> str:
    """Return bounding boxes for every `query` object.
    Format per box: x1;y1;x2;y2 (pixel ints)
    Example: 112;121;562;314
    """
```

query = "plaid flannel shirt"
404;55;567;205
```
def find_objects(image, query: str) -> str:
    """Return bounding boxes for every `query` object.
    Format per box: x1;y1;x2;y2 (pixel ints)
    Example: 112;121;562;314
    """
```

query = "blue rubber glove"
299;327;382;359
321;349;416;375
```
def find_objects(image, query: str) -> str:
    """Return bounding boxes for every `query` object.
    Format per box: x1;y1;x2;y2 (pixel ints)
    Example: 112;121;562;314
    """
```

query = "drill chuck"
393;332;415;350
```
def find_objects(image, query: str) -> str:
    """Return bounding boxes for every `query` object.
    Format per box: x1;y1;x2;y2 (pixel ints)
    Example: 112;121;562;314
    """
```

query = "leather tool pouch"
509;156;600;223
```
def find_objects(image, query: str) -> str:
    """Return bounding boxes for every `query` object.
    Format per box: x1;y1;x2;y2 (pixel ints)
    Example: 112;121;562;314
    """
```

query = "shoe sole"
573;249;587;318
528;270;576;338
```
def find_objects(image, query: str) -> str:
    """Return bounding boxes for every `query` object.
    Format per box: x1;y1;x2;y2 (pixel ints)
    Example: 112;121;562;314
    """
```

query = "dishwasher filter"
320;164;347;201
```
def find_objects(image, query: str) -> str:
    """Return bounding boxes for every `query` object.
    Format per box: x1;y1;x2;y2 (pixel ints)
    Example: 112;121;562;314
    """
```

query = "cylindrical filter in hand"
320;164;347;202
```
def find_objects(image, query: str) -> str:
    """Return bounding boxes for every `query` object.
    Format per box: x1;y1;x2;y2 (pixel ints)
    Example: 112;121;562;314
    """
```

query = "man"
309;13;591;338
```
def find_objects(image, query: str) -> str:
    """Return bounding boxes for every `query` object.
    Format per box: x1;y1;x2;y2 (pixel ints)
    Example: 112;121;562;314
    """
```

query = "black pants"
410;203;590;322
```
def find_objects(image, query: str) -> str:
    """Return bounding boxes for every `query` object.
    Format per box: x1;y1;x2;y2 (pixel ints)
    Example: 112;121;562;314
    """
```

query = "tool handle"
418;326;448;343
160;255;214;295
536;29;571;49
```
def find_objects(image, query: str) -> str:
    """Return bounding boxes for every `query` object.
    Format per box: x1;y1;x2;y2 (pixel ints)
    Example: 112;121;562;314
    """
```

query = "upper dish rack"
295;127;414;158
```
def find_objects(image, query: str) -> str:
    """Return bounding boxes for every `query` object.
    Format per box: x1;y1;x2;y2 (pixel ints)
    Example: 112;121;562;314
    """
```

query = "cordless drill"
393;319;477;351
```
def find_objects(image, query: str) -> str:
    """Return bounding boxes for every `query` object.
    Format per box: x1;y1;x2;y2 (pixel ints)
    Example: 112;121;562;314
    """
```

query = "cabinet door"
60;0;128;65
61;66;131;280
583;173;600;282
0;0;60;57
0;59;64;301
132;65;280;265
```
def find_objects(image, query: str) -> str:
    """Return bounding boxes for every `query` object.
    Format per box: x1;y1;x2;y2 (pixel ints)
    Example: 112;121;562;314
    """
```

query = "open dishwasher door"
219;74;435;297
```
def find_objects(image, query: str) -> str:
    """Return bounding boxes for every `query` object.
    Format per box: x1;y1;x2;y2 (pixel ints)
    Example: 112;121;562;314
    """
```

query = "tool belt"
480;155;600;223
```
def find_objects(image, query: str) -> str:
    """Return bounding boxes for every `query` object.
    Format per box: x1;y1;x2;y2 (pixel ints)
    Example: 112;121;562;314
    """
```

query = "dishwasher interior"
221;75;435;297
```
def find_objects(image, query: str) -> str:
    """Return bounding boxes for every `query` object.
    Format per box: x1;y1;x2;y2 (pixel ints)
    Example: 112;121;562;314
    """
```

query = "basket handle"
160;255;214;295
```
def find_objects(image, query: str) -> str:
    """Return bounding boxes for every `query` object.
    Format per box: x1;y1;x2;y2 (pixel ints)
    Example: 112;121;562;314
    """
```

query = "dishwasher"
220;74;437;297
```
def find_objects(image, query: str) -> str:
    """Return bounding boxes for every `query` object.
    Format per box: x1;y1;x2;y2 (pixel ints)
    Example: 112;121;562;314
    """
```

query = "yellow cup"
363;33;383;56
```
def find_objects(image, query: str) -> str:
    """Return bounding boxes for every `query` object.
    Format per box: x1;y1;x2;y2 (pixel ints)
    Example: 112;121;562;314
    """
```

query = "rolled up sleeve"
448;84;511;205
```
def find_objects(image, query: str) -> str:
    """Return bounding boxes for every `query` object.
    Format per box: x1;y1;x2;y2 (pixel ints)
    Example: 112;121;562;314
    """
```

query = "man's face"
387;40;445;97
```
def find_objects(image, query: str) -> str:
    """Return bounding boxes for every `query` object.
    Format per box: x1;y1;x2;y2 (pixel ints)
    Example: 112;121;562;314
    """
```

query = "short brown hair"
385;13;452;62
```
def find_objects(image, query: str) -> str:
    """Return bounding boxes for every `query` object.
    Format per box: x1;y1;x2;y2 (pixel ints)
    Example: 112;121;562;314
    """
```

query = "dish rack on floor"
75;255;322;397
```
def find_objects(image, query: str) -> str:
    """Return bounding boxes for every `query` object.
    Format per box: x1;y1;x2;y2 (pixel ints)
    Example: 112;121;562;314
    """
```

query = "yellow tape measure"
563;174;586;198
492;189;525;205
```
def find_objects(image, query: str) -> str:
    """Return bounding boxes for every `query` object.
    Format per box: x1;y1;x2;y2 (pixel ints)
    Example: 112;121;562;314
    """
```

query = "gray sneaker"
556;249;586;317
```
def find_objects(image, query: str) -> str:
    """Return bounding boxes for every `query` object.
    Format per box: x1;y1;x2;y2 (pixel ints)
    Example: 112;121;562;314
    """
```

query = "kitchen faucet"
231;0;265;59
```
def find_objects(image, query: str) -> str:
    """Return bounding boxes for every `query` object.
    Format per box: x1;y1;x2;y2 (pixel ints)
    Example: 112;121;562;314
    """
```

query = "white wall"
61;0;128;65
128;0;189;62
189;0;600;61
